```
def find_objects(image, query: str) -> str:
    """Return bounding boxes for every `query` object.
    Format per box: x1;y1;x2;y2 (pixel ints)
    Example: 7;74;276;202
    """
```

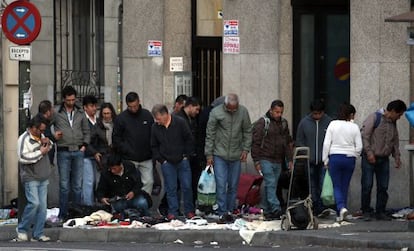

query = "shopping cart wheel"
280;215;290;231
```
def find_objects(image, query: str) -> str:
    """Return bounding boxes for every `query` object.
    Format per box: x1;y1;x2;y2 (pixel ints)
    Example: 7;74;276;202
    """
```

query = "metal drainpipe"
0;13;3;207
410;2;414;207
53;0;57;104
117;1;123;113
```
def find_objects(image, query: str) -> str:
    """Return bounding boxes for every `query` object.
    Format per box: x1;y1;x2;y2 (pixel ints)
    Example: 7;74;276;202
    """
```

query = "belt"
57;146;83;152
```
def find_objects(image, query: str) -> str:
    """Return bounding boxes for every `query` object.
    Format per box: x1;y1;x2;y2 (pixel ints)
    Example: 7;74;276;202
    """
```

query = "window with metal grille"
54;0;104;104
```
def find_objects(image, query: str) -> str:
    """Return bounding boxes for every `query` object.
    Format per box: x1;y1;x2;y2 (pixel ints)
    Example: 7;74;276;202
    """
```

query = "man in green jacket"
205;93;252;223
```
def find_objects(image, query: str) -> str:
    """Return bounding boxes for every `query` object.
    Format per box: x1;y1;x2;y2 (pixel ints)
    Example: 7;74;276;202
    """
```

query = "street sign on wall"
1;1;42;45
9;45;31;61
148;40;162;57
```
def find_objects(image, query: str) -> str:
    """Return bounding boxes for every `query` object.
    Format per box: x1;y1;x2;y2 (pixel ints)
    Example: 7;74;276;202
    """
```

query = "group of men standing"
15;85;407;241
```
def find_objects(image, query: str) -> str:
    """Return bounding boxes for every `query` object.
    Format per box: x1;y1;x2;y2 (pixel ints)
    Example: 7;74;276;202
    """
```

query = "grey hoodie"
295;113;332;165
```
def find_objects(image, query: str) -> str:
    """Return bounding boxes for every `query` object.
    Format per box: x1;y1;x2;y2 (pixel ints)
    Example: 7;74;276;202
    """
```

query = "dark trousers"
361;155;390;214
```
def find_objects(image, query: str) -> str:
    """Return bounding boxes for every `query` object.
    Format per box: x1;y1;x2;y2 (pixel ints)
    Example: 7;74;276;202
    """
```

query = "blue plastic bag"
197;165;216;206
405;102;414;126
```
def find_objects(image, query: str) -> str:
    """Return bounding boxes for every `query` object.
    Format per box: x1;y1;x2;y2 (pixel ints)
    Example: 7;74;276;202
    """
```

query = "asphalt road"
0;242;396;251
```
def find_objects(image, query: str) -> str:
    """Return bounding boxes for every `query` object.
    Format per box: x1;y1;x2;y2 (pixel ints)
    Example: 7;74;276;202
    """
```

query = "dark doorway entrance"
192;37;222;107
191;0;222;107
292;0;350;130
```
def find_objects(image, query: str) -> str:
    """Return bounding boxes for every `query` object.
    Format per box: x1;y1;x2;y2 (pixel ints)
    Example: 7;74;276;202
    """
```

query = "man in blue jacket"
113;92;154;195
296;99;332;217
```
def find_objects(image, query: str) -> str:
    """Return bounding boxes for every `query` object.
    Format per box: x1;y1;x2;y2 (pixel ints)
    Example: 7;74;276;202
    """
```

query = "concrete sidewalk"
0;218;413;249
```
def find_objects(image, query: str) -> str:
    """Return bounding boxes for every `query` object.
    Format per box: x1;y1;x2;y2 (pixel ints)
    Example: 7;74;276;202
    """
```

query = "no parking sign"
1;1;42;45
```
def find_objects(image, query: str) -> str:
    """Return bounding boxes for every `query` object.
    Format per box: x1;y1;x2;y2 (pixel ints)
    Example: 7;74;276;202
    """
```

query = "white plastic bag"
197;165;216;206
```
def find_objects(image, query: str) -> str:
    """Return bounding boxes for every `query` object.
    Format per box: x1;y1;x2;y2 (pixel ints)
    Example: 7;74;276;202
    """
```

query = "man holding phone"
96;154;151;217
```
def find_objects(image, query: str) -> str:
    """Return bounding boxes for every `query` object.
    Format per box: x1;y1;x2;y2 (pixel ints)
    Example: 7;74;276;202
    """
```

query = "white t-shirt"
322;120;363;166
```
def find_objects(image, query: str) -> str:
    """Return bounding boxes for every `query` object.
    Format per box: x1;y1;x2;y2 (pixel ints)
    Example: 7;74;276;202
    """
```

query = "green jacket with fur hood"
205;103;252;161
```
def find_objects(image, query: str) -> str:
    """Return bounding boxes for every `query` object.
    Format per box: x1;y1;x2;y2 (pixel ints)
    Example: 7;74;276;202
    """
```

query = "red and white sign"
223;20;239;36
1;1;42;45
223;36;240;54
148;40;162;56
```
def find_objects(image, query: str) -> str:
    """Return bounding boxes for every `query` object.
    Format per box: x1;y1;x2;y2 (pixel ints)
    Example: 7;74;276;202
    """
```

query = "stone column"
350;0;411;210
122;0;164;109
222;0;282;121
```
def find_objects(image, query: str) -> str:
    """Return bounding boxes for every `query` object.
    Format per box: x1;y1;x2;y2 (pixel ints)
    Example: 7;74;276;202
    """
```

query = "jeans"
361;155;390;214
213;156;241;216
161;159;194;217
17;180;49;239
309;163;326;213
112;194;150;216
260;160;281;214
328;154;355;214
57;150;84;219
190;156;202;205
128;159;154;195
82;158;98;206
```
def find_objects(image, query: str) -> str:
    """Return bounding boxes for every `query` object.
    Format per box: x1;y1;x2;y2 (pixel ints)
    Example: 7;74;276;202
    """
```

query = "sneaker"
216;213;234;224
186;212;195;220
216;215;227;224
31;235;50;242
15;228;28;242
317;208;332;218
339;208;349;222
376;212;392;221
166;214;176;221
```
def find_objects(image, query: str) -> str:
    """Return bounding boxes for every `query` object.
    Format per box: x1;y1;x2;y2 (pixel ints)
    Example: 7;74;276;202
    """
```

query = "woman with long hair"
322;102;362;222
98;102;117;149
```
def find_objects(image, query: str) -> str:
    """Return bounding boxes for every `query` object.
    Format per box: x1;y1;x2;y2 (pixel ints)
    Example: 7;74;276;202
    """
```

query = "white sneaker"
339;208;349;222
15;228;28;242
31;235;50;242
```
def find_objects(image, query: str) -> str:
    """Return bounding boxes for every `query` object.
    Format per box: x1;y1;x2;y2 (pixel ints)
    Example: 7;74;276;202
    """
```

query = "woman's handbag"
197;165;216;206
321;170;335;206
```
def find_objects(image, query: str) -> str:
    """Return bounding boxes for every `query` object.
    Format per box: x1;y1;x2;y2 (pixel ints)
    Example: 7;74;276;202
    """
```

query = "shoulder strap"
281;118;288;131
373;112;382;129
260;116;270;148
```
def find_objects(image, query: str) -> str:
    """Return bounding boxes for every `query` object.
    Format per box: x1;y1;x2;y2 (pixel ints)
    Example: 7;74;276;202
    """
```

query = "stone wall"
349;0;411;211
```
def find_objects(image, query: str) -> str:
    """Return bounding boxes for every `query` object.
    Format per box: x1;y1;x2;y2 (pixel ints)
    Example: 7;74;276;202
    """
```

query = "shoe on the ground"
31;235;51;242
216;214;227;224
339;208;349;222
186;212;195;220
166;214;176;221
376;212;392;221
216;213;234;224
317;208;332;218
232;209;241;217
15;228;28;242
362;212;372;221
264;210;282;220
158;207;168;217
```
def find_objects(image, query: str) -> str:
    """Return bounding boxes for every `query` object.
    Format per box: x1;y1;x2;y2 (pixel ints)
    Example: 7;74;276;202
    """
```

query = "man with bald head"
205;93;252;224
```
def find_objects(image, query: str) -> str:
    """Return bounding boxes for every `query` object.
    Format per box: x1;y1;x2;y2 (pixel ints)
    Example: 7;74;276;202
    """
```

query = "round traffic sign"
1;1;42;45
